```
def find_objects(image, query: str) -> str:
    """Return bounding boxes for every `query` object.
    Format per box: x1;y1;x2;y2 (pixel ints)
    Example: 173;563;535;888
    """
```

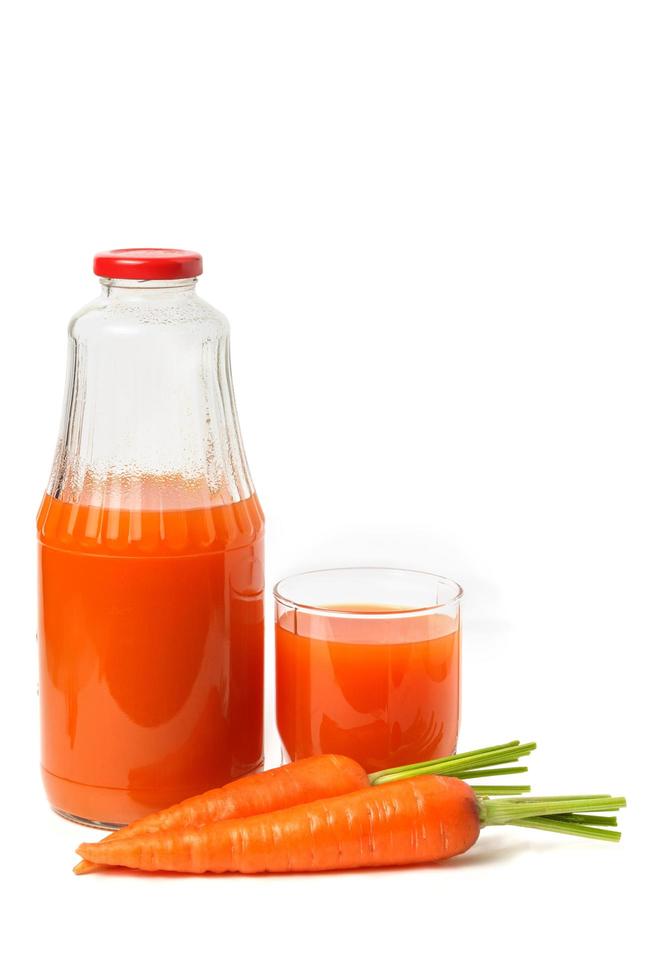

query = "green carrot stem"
368;740;523;781
472;785;531;796
501;794;609;802
452;766;529;780
370;741;536;786
509;817;621;842
420;743;536;775
376;751;528;783
490;795;624;812
480;795;626;826
541;813;618;827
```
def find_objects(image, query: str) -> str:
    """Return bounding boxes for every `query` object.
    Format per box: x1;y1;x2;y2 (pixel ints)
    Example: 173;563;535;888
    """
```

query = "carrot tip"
73;859;99;875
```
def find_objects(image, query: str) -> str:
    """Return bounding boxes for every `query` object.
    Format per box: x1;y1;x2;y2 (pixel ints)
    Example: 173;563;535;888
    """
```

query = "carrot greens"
369;740;536;787
480;794;627;842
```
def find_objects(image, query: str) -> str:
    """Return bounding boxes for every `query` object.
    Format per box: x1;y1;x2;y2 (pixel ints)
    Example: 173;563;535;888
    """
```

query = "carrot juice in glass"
37;250;264;828
275;569;461;773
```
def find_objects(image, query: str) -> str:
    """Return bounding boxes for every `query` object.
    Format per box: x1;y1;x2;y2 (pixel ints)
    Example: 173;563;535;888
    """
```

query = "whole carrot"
76;776;625;875
75;740;536;873
78;776;480;873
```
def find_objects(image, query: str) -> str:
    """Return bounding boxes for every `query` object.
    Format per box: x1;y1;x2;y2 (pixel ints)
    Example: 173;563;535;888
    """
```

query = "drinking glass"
274;568;462;773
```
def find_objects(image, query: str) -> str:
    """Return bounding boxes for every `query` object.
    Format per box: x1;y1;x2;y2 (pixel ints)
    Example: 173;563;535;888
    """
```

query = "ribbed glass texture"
48;278;253;512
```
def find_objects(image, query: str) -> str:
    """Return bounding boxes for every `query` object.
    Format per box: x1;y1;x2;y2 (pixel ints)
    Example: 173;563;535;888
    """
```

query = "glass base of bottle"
42;759;265;829
42;766;150;828
52;807;125;831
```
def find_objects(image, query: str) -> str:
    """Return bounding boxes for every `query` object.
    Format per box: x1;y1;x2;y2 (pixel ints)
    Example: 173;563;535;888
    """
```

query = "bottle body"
37;259;264;826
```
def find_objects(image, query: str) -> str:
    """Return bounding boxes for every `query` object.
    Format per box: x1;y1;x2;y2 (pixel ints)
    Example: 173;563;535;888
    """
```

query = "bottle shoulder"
68;289;229;340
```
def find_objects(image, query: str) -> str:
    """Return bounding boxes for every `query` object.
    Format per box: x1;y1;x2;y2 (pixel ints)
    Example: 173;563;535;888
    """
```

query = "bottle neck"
100;277;198;297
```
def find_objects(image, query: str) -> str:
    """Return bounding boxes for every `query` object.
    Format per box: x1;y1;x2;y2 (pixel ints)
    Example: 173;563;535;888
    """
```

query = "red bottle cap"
93;249;203;280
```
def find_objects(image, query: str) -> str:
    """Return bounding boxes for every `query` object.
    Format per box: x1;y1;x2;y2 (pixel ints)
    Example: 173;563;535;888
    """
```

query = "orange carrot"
77;775;480;873
74;754;368;874
76;777;626;875
75;740;537;873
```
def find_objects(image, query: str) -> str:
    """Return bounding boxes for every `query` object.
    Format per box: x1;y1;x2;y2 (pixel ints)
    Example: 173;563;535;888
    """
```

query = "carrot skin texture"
77;776;481;874
76;755;368;871
108;755;368;838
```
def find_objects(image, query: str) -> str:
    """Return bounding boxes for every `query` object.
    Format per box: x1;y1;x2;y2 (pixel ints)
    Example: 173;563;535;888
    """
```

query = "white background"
1;2;651;977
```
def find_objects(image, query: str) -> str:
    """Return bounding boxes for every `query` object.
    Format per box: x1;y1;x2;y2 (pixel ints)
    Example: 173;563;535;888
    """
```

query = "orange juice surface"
37;491;264;826
276;605;460;773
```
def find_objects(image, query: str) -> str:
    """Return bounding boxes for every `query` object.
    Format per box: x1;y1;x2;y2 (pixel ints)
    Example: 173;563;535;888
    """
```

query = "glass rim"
272;566;463;619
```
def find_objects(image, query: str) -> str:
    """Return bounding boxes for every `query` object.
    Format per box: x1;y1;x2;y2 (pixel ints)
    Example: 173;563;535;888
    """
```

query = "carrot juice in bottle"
37;249;264;828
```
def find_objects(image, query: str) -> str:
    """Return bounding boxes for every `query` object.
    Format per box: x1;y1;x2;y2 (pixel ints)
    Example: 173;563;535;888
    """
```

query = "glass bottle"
37;249;264;828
